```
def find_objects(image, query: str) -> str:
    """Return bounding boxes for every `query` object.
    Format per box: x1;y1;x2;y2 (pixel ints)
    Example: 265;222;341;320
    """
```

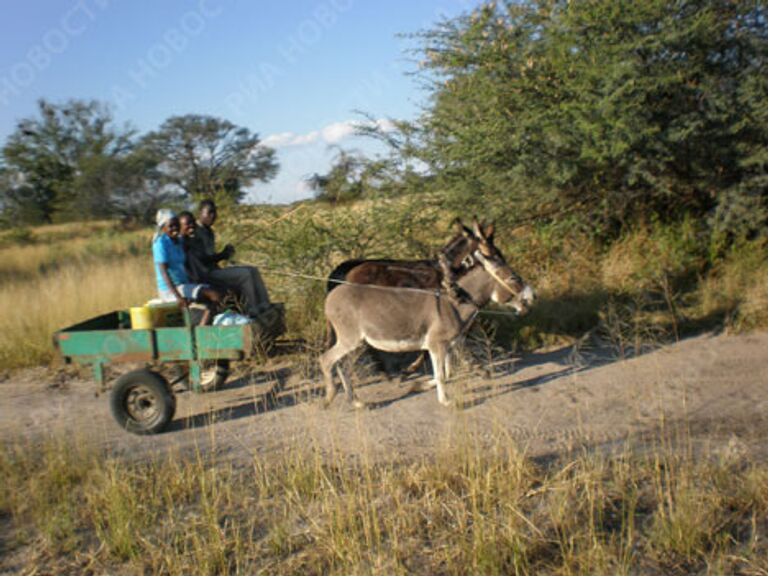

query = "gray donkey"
320;220;534;407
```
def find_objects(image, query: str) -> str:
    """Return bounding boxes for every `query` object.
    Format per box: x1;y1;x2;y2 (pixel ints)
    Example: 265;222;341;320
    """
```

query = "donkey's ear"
484;222;495;242
472;217;483;239
453;217;473;237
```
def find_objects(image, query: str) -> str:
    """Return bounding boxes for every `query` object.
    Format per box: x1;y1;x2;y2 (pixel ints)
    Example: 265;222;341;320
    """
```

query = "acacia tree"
402;0;768;236
1;99;135;223
306;149;370;204
140;114;279;204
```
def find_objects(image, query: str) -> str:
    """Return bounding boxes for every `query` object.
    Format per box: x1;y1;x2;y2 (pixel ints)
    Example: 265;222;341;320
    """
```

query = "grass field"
1;422;767;574
1;206;768;574
0;223;155;368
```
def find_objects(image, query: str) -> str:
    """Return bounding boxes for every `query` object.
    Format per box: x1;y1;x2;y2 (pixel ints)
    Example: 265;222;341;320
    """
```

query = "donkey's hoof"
438;397;454;408
411;379;437;393
322;395;337;409
352;399;368;410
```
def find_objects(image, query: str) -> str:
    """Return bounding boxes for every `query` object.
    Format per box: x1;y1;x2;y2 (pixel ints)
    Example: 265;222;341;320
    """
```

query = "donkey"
326;219;480;294
325;220;482;375
320;221;534;407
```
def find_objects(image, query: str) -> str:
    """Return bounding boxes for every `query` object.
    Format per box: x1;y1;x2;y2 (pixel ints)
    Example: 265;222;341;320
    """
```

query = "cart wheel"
200;360;230;392
110;370;176;434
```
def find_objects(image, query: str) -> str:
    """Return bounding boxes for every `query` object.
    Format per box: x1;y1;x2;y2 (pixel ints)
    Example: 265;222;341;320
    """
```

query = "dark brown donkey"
326;220;479;294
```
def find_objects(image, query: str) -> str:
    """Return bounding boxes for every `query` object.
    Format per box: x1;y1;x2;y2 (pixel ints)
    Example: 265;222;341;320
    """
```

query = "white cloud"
321;121;358;144
263;118;396;149
261;132;296;147
292;130;320;146
374;118;396;133
262;131;319;148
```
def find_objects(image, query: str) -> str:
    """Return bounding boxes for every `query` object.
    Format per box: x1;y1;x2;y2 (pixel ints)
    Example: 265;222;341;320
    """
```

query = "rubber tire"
110;369;176;435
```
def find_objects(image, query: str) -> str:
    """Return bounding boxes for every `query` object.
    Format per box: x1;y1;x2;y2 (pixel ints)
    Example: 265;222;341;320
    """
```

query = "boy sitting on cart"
153;209;222;324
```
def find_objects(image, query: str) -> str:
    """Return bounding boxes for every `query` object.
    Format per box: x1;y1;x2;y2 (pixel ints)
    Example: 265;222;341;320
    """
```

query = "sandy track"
1;331;767;463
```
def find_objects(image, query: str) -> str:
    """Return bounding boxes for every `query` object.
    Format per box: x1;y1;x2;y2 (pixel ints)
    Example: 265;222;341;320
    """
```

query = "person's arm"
214;244;235;262
158;263;188;308
188;234;224;267
198;226;234;264
195;250;218;267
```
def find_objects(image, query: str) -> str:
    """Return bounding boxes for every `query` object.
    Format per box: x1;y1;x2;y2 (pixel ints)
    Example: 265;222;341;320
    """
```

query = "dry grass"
1;207;767;368
0;222;158;367
1;212;767;574
0;226;148;281
698;241;768;331
0;253;155;368
1;426;767;575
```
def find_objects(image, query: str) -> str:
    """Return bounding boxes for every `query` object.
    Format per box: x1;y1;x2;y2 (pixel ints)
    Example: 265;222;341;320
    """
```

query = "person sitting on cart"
177;211;210;284
153;209;221;324
184;199;270;318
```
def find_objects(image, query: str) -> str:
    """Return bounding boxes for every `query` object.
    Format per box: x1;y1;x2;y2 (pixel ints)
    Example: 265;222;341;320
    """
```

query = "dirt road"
1;331;767;463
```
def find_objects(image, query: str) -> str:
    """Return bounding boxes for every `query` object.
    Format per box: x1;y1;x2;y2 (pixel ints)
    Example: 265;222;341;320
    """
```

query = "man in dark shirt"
177;211;209;284
183;200;270;317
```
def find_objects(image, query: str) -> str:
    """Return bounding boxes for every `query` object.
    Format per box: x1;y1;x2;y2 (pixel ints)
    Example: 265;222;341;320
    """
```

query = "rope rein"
471;251;523;297
252;264;445;297
229;254;524;319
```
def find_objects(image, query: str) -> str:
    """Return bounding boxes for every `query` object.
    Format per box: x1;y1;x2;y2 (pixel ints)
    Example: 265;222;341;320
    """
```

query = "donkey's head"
440;218;484;277
466;218;535;315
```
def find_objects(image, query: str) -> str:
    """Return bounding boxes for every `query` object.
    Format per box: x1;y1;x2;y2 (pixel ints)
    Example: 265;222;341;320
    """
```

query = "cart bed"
54;304;285;366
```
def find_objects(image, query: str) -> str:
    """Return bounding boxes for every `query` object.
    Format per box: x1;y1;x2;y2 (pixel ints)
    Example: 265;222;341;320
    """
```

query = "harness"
472;250;523;298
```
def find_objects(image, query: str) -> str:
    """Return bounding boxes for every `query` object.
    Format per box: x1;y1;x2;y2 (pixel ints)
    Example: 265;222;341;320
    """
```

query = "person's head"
178;211;196;237
164;216;180;239
198;199;217;227
155;208;179;240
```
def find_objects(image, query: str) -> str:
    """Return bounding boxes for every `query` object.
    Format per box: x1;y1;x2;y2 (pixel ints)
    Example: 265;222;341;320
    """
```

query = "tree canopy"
0;99;135;223
0;104;278;224
368;0;768;238
140;114;278;204
2;0;766;240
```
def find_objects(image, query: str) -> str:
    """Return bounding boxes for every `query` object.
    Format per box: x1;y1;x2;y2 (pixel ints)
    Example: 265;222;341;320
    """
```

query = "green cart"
53;304;285;435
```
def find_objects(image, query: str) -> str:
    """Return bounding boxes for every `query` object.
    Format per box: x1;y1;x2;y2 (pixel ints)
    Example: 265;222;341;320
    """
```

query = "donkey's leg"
422;351;451;390
403;353;426;375
427;343;451;406
410;353;436;392
319;348;339;407
337;364;366;409
319;338;360;408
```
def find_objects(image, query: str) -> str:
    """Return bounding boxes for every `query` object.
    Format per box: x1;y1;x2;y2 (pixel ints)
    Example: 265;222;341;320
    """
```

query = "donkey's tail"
327;259;366;293
325;319;336;349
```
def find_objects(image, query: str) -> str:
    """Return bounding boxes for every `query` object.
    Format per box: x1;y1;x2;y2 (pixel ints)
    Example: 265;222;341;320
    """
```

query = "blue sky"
0;0;476;204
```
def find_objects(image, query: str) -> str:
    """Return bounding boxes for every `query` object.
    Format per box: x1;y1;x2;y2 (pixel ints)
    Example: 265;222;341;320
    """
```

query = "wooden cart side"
54;328;156;364
195;324;251;361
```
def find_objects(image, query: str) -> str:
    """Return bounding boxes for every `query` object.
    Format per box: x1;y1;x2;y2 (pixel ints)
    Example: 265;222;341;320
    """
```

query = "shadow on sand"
165;366;305;432
165;335;678;430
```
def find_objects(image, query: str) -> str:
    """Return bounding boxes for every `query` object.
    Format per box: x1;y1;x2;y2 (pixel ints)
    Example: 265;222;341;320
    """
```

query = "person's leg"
197;287;222;325
199;287;221;304
205;267;267;316
246;266;270;305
